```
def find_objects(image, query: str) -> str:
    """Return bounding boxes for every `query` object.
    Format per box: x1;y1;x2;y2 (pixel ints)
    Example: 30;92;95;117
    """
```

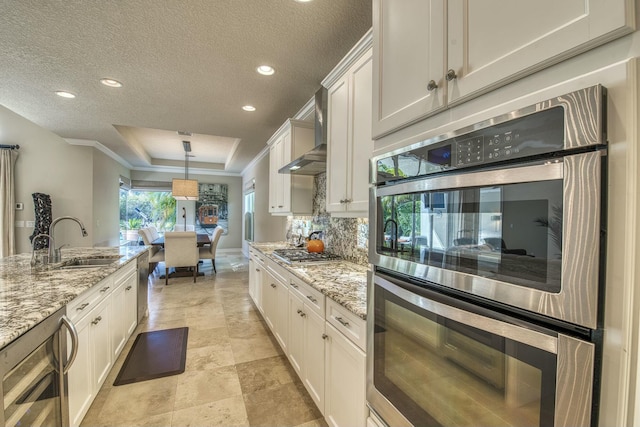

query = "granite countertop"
250;242;368;319
0;245;149;349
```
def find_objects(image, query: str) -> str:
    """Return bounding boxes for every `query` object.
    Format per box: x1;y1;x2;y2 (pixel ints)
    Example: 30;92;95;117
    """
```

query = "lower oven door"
367;273;596;427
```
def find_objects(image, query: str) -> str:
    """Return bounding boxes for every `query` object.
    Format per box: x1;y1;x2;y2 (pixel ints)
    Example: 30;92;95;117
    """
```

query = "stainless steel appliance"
1;307;79;426
367;85;606;427
137;251;150;323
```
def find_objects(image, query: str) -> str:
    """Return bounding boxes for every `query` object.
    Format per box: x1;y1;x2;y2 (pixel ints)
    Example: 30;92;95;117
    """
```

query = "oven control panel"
377;105;568;183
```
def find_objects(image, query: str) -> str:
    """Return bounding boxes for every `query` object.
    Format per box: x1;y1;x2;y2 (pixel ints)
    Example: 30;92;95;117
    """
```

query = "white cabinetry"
262;261;290;352
110;262;137;358
372;0;635;138
324;300;367;427
67;277;113;427
326;47;373;216
268;119;315;216
249;250;265;313
67;261;140;427
288;284;326;413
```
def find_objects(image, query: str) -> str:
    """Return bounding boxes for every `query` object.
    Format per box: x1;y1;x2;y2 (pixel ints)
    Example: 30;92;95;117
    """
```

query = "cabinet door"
327;74;350;213
348;52;373;213
447;0;634;104
288;291;305;376
110;282;127;358
304;308;325;414
124;273;137;336
372;0;446;139
249;257;256;299
274;278;289;353
269;143;279;213
91;297;112;390
324;324;367;427
67;316;92;427
280;130;292;213
262;270;277;331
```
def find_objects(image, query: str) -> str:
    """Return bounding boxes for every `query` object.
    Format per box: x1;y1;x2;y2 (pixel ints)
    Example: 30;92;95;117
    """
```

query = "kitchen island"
0;245;149;349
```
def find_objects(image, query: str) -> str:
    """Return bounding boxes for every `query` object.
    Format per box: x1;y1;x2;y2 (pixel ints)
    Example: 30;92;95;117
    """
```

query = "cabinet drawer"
112;261;136;287
289;276;325;317
266;258;288;285
67;277;113;322
326;298;366;351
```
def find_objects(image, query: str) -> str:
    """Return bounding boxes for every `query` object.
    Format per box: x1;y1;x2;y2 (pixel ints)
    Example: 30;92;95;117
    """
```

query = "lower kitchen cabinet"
249;251;265;313
324;323;367;427
68;286;112;427
263;262;290;352
289;290;326;413
111;263;137;358
66;262;140;427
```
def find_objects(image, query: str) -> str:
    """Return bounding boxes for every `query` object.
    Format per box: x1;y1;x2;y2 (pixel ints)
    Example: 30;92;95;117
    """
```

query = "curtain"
0;149;18;257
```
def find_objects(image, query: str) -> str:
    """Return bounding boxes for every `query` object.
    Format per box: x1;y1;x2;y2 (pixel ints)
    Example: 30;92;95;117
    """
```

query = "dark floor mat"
113;327;188;386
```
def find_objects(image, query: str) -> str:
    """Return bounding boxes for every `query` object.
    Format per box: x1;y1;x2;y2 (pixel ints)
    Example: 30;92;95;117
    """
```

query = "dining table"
150;233;211;247
150;232;211;278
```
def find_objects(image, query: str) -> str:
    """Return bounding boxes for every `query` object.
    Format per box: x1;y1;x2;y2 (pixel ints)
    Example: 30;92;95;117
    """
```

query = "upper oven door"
370;150;604;329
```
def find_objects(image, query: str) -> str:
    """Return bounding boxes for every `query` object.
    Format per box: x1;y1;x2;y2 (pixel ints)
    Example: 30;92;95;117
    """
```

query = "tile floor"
81;251;326;427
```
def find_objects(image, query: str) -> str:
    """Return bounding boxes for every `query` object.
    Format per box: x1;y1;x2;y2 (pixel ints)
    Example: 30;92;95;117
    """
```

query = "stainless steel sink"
57;257;122;269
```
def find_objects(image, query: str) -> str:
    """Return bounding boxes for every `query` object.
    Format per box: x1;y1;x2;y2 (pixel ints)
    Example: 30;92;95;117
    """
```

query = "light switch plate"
15;202;23;210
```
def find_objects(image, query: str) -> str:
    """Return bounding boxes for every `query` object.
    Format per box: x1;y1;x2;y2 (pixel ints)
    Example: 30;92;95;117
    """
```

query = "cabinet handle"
446;69;458;81
345;198;352;203
271;283;277;288
291;283;298;289
322;333;328;340
278;205;283;208
427;80;438;91
339;199;345;204
91;316;102;325
100;286;110;293
297;309;303;314
335;316;350;327
76;302;90;311
125;285;132;291
306;295;317;303
300;312;306;318
256;268;261;272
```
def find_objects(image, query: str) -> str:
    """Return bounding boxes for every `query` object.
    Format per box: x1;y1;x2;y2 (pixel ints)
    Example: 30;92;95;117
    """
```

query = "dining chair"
174;224;185;231
147;225;160;241
164;231;198;285
138;228;164;273
199;227;224;274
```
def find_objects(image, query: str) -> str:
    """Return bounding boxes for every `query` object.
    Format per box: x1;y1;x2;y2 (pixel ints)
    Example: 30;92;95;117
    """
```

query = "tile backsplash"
287;172;369;266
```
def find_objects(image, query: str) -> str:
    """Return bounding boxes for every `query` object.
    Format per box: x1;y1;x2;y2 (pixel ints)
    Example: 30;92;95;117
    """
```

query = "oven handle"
374;273;558;354
374;156;564;197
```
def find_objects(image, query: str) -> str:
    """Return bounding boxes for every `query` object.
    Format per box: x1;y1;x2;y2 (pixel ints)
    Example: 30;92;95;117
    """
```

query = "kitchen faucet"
30;233;54;266
48;216;88;262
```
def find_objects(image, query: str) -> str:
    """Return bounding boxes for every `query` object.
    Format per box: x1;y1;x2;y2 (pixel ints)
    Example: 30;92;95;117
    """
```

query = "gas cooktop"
272;248;342;264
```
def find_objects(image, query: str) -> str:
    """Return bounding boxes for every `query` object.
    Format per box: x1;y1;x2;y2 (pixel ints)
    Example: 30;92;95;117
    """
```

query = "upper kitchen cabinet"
268;119;314;216
326;41;373;217
372;0;635;139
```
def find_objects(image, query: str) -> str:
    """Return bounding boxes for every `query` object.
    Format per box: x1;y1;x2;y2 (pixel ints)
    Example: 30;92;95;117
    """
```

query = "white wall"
0;105;126;254
130;170;242;250
241;150;287;256
92;148;130;247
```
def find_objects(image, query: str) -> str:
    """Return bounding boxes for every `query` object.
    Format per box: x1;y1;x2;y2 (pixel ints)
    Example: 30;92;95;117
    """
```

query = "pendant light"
172;140;199;200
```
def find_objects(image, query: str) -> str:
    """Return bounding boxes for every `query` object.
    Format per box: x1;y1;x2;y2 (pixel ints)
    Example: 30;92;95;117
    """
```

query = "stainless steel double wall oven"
367;86;607;427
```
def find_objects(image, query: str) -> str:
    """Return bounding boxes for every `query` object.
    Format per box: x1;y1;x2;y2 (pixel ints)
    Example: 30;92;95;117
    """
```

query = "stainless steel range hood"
279;86;327;175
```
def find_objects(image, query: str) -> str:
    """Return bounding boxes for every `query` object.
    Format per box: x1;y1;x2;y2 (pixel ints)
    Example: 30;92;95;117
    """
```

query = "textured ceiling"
0;0;372;174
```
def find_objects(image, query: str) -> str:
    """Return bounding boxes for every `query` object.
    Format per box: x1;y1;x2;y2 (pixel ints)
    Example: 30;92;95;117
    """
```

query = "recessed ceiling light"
256;65;275;76
55;91;76;98
242;105;256;112
100;78;123;88
295;0;313;2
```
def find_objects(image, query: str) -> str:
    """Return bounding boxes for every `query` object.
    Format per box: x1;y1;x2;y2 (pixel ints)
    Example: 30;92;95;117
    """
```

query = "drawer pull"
306;295;317;303
297;309;302;314
300;312;306;318
256;268;261;272
125;285;132;291
291;283;298;289
76;303;90;311
91;316;102;325
271;283;277;288
335;316;350;327
322;334;328;340
100;286;110;293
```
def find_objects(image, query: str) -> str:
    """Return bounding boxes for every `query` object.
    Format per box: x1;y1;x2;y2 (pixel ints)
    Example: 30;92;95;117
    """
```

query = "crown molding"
322;27;372;88
65;138;134;169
